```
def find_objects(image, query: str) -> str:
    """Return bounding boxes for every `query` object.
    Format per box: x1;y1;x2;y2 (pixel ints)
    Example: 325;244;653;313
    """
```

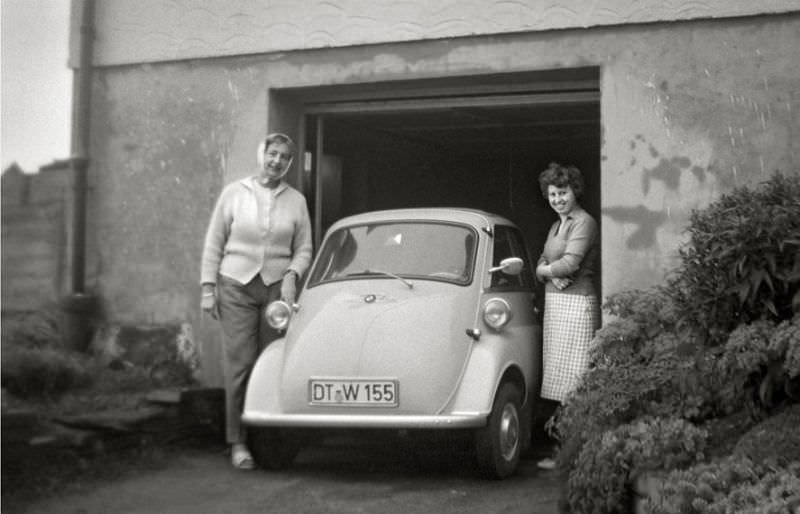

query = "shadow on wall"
631;135;707;195
601;205;667;250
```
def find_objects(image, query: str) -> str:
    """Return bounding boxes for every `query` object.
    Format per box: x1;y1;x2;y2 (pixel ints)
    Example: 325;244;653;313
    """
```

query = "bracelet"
202;292;214;297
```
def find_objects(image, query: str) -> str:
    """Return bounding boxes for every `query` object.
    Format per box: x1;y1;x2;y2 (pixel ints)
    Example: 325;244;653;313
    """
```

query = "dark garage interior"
294;67;602;300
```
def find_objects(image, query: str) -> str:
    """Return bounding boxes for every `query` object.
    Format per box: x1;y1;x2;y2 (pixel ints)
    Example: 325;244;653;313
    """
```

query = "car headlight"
483;298;512;330
265;300;293;330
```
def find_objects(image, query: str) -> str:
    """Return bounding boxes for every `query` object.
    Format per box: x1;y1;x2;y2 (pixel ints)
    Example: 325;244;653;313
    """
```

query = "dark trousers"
217;274;281;444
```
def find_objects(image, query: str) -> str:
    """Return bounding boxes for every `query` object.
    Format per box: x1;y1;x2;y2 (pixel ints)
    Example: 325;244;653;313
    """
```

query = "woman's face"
260;142;293;181
547;184;578;216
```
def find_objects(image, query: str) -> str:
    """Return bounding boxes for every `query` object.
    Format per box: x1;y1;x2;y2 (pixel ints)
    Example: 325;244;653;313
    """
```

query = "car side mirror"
488;257;524;275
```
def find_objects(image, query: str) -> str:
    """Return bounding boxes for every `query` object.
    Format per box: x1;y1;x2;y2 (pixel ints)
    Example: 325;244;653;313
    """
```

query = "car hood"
276;281;478;415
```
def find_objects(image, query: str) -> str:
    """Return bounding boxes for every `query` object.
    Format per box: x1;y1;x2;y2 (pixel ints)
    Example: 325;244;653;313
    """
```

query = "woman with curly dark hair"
534;162;600;470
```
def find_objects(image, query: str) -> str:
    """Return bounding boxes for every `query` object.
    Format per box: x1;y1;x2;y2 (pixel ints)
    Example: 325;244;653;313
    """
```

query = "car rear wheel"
475;382;522;479
247;427;301;470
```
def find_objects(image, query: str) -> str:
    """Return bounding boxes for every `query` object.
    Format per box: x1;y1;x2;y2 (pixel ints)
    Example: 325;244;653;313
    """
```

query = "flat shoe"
231;445;255;470
537;457;556;470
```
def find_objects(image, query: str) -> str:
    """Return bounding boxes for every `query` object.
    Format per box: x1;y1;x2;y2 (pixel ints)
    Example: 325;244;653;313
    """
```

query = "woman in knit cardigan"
200;133;312;470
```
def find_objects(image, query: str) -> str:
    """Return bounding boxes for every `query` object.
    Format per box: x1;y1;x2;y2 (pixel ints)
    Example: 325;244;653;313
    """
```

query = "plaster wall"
85;14;800;384
71;0;799;65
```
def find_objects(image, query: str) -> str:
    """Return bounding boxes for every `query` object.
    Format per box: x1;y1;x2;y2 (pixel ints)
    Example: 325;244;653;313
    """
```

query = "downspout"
70;0;95;293
62;0;96;351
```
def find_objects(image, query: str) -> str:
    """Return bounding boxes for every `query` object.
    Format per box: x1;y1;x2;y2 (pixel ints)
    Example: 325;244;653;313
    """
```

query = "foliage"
566;416;707;514
644;457;800;514
733;403;800;467
1;306;62;350
717;316;800;411
2;308;198;402
557;282;798;510
556;289;713;482
770;316;800;380
1;342;93;397
667;172;800;346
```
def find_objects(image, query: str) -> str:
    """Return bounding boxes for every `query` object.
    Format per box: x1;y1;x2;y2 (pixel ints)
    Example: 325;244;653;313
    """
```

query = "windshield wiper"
346;269;414;289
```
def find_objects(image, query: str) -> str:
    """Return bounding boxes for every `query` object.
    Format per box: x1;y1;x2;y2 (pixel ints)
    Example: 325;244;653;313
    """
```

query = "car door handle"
465;328;481;341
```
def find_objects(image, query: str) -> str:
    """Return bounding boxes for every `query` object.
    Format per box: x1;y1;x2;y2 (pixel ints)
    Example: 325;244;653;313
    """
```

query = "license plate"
309;378;398;407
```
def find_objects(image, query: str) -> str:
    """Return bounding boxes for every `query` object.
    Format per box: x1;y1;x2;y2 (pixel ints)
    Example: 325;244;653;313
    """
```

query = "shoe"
536;457;556;470
231;443;255;470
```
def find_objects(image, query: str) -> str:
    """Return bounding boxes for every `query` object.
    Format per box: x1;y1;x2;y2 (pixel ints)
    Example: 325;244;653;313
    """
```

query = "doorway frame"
271;68;601;250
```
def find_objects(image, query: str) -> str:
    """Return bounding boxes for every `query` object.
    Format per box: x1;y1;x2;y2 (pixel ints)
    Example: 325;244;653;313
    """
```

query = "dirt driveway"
10;433;562;514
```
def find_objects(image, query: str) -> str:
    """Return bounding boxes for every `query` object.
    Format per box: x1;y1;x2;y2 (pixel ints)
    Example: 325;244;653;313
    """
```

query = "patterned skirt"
540;292;600;403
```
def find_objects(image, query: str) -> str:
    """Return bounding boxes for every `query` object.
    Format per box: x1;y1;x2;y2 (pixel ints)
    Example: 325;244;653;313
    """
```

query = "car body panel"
243;208;540;432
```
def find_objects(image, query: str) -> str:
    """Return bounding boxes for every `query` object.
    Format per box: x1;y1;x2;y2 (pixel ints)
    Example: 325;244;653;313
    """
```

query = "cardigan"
537;207;598;296
201;176;312;286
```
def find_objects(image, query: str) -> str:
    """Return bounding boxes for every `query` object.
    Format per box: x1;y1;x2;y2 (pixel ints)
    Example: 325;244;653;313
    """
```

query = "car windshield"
308;221;477;287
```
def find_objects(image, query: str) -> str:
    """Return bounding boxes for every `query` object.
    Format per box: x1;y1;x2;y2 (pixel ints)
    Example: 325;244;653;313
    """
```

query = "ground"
3;427;561;514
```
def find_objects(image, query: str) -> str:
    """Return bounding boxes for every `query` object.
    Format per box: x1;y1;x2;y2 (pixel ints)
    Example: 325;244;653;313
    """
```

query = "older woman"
200;133;313;469
534;162;599;470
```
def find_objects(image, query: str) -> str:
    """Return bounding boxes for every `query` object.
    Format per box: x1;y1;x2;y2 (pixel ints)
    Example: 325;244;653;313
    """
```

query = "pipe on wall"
70;0;95;294
62;0;96;352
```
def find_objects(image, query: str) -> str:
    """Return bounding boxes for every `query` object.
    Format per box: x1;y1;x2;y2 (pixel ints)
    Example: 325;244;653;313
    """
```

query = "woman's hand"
281;271;298;304
201;284;218;319
551;277;573;290
536;262;550;281
201;292;218;319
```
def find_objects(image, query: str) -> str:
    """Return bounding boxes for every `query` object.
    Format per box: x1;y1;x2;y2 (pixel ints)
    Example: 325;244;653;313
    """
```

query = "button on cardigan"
201;176;313;287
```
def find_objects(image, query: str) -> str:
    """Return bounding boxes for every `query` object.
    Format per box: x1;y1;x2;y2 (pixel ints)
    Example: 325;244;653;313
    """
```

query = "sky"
1;0;72;172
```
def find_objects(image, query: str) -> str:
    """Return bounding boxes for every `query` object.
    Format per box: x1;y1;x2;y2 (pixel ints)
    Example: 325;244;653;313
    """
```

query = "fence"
1;164;71;314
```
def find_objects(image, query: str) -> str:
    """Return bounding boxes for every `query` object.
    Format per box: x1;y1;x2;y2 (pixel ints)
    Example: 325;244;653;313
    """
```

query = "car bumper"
241;411;488;429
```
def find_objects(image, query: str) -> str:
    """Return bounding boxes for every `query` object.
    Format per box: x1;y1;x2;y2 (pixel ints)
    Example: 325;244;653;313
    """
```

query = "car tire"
247;427;301;470
475;382;522;479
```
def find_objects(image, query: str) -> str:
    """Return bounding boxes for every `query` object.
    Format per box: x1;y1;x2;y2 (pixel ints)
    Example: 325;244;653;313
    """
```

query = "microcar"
242;208;542;478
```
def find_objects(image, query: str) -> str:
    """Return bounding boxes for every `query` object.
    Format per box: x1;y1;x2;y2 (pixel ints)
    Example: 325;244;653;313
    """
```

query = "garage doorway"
276;67;601;305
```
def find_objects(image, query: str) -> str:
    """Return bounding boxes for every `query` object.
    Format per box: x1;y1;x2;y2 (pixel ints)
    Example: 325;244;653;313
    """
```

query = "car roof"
328;208;517;231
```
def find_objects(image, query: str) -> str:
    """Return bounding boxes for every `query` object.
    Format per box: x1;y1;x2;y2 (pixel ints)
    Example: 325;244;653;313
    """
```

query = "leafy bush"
556;289;713;479
555;173;800;512
718;316;800;411
644;457;800;514
769;315;800;380
733;403;800;467
1;343;93;397
668;172;800;346
566;416;707;514
1;306;62;350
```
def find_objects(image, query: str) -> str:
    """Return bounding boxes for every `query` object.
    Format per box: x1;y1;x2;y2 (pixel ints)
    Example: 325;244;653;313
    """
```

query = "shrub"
667;172;800;346
556;289;716;494
1;306;62;350
566;416;707;514
644;457;800;514
733;403;800;467
769;315;800;380
713;317;800;413
1;343;93;398
558;172;800;511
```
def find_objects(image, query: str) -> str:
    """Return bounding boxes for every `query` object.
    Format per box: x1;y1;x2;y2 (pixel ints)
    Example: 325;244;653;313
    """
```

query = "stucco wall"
85;14;800;384
72;0;799;66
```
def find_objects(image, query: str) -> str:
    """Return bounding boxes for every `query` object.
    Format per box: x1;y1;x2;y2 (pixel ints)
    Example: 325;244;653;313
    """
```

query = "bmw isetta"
242;208;542;478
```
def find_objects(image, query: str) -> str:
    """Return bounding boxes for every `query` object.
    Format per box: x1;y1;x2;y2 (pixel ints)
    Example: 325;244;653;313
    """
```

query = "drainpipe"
62;0;97;351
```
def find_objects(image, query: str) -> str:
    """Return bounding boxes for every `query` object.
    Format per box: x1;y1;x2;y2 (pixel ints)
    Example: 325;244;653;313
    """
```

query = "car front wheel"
247;427;301;470
475;382;522;479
